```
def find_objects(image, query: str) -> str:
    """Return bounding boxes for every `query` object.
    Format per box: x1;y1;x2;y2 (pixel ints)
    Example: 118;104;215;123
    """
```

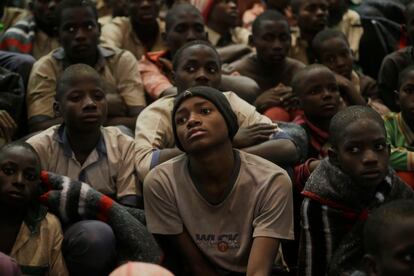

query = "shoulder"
138;95;175;120
144;154;187;189
382;111;398;122
26;125;59;147
383;47;412;66
32;50;61;73
239;151;289;181
104;16;129;29
40;213;63;236
286;57;306;70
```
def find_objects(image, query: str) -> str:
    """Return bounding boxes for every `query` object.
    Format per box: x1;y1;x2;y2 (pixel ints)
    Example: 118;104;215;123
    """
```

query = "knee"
63;220;117;276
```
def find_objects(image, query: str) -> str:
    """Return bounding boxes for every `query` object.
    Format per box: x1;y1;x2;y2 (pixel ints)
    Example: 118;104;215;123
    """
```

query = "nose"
195;68;210;82
75;28;86;41
362;149;379;166
186;28;198;42
187;112;201;129
321;87;333;99
83;95;97;109
13;171;25;188
272;39;283;50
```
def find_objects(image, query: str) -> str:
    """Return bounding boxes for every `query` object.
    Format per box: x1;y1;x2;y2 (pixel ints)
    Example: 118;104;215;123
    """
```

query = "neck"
131;19;159;42
207;20;230;36
69;47;99;68
300;29;317;45
307;115;331;132
402;112;414;132
188;141;235;185
0;205;25;224
66;127;101;156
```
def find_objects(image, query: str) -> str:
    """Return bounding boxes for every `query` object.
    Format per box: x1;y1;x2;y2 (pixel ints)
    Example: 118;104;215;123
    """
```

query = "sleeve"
134;99;175;181
384;117;414;171
294;159;316;191
297;198;329;276
138;56;173;100
25;131;53;171
0;25;32;54
113;50;146;107
252;173;294;240
115;133;140;198
143;169;183;235
26;57;58;119
345;12;363;60
377;55;399;111
47;214;69;276
100;22;123;49
225;91;272;127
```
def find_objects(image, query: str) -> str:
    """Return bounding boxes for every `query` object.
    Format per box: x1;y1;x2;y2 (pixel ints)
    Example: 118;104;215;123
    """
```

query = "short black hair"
165;3;202;32
397;65;414;91
55;0;98;27
312;28;349;60
291;64;331;96
364;199;414;256
329;105;385;147
55;64;103;102
251;10;288;36
172;40;221;71
291;0;305;14
0;141;41;173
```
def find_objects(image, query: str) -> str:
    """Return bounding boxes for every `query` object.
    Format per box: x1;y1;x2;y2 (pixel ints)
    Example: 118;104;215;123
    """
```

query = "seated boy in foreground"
27;64;140;207
363;199;414;276
0;142;67;275
144;86;294;275
383;66;414;188
298;106;414;276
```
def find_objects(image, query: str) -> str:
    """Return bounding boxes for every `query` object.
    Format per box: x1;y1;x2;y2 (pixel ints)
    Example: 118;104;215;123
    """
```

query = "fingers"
0;111;17;142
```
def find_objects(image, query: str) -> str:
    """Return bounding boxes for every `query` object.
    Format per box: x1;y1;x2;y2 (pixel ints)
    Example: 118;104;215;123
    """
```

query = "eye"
347;146;360;153
374;143;386;151
402;252;414;263
66;26;76;33
2;166;15;176
200;107;211;115
175;116;187;125
93;91;105;100
24;172;37;181
328;84;339;93
207;66;218;74
86;23;94;30
68;93;81;102
185;65;196;73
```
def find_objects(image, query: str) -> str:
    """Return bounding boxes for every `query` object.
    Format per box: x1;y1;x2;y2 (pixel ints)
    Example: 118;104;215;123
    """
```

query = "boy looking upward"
299;106;414;275
144;86;294;275
27;0;146;132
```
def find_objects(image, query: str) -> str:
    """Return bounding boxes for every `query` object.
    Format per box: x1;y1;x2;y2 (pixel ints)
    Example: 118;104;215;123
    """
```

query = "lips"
187;128;207;141
81;113;101;122
321;103;337;110
8;191;24;199
361;169;382;179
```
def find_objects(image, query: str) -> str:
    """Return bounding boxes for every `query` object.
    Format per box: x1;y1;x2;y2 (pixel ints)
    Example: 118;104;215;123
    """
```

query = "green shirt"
384;112;414;171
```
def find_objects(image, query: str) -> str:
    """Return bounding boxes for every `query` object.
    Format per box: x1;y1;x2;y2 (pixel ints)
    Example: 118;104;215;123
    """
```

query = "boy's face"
58;6;100;62
32;0;60;27
164;11;207;56
174;96;229;153
252;19;291;66
297;0;328;34
398;70;414;123
333;119;389;190
0;146;40;209
210;0;239;28
298;68;340;119
174;45;221;93
56;75;108;132
129;0;159;25
318;37;353;79
370;219;414;276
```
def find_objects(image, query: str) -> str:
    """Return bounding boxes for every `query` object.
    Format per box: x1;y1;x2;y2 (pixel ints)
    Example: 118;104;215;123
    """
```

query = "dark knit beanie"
172;86;239;152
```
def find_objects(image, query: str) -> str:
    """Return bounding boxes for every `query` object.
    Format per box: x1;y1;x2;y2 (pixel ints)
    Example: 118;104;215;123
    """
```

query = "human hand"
0;110;17;142
232;123;278;148
255;84;298;113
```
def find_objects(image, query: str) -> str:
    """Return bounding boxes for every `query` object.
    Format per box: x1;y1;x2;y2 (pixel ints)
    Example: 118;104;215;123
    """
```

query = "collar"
52;45;115;70
54;124;107;159
24;203;48;234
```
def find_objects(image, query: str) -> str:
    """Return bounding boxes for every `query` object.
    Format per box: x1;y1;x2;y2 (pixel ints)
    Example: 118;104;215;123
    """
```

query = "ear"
328;146;339;166
394;90;400;106
363;254;380;276
248;34;254;47
53;101;61;118
161;31;167;43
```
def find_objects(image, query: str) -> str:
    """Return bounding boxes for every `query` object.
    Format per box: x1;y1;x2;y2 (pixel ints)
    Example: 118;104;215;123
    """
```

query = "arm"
298;198;330;276
247;237;279;276
138;56;173;100
158;231;220;276
242;138;299;165
28;115;62;133
220;75;260;104
217;44;252;64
